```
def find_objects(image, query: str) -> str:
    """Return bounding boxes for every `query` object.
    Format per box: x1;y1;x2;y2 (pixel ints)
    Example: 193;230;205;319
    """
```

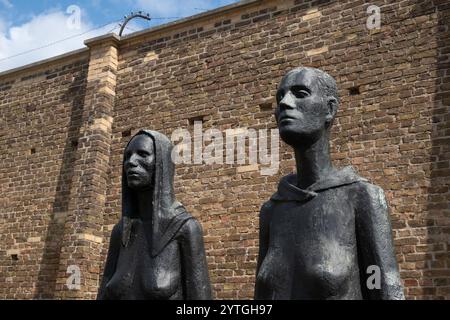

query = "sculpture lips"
279;115;297;123
127;170;141;176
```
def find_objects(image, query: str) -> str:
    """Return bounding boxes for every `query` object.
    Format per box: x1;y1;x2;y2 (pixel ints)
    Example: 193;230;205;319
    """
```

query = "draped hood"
121;130;191;257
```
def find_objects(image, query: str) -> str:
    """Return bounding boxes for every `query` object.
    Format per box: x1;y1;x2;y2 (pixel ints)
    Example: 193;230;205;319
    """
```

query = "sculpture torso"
256;182;363;300
103;220;183;300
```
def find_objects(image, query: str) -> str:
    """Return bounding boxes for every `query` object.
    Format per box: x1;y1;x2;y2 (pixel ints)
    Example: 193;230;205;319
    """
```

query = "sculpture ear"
325;97;338;127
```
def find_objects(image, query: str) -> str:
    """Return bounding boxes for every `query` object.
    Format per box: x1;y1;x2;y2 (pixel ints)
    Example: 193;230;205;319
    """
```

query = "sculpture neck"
136;188;153;222
294;131;334;189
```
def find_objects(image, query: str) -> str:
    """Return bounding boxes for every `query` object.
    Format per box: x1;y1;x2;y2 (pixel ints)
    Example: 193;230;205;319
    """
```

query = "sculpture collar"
271;166;367;202
121;130;191;257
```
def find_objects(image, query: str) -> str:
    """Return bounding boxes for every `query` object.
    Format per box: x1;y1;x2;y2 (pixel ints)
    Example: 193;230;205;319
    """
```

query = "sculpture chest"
105;223;183;300
257;185;364;299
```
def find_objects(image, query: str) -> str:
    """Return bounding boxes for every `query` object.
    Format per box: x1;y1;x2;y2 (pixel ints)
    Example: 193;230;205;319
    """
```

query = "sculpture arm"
180;218;212;300
97;223;121;300
355;183;405;300
254;201;271;298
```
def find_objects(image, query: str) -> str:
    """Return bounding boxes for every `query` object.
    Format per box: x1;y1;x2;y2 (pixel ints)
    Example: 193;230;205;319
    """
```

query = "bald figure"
254;67;404;300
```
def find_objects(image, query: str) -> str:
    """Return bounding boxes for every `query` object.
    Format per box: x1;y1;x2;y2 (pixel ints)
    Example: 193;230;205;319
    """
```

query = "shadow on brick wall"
427;1;450;299
34;71;87;299
409;0;449;299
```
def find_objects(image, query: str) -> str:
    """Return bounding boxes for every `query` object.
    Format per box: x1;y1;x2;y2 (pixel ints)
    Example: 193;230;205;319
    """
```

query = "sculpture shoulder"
352;181;389;215
110;222;123;239
260;200;275;220
178;217;204;240
105;222;123;249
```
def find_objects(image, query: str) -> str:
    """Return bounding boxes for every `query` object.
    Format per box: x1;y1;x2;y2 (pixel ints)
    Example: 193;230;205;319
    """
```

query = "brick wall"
0;0;448;299
0;54;90;298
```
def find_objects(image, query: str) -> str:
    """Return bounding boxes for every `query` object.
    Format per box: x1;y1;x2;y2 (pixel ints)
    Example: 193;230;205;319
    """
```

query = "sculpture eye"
291;86;310;98
137;150;150;157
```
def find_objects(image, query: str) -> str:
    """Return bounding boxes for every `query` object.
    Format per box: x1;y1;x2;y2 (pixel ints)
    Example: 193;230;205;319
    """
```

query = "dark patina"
98;130;211;300
255;67;404;300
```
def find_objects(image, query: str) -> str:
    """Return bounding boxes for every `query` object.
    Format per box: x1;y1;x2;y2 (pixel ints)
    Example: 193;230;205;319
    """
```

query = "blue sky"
0;0;239;72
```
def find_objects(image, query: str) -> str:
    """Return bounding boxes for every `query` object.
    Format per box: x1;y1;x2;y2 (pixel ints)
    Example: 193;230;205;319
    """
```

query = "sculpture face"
275;68;335;146
124;134;155;190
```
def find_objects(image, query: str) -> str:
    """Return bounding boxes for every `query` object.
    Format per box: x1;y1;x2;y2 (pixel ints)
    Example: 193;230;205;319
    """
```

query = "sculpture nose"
127;153;139;167
279;92;296;111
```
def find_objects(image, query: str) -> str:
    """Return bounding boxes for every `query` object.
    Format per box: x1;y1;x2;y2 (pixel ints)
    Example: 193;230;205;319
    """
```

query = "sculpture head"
124;133;156;191
121;130;180;255
274;67;340;147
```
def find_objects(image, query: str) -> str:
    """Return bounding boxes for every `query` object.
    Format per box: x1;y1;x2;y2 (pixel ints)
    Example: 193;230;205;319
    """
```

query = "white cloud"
0;0;13;9
0;10;119;73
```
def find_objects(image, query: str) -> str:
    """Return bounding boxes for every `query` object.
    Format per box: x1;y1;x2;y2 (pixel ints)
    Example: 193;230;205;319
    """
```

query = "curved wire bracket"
118;11;151;36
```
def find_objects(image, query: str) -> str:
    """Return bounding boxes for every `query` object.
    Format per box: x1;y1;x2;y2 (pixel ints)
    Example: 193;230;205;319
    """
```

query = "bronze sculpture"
98;130;211;300
254;67;404;300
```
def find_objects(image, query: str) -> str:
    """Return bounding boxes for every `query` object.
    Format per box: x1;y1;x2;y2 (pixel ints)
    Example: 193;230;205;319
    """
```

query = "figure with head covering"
254;67;404;300
97;130;212;300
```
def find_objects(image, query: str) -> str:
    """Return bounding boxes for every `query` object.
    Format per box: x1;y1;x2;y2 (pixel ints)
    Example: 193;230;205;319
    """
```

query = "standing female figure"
98;130;211;300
